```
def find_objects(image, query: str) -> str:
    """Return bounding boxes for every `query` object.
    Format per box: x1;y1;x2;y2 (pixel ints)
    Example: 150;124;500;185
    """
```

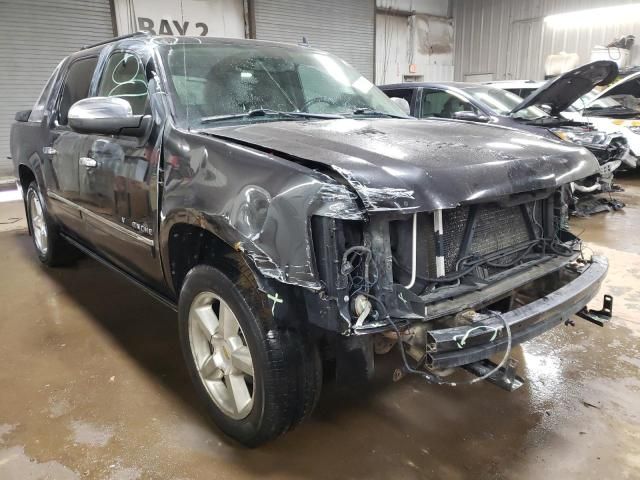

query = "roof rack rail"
81;31;150;50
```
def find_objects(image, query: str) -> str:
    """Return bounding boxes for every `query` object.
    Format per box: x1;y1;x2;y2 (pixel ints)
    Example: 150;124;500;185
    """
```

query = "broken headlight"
550;128;608;146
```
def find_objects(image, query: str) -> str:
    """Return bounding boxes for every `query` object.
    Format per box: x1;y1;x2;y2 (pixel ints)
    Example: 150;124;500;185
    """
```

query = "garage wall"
253;0;375;80
376;11;453;84
452;0;640;81
376;0;453;84
0;0;114;177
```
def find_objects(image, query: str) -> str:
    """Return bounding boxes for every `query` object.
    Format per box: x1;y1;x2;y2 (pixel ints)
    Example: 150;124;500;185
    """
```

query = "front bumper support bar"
425;256;609;370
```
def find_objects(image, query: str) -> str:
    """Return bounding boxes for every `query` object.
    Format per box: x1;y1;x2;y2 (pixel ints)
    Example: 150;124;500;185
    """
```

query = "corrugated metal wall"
0;0;114;176
452;0;640;81
254;0;375;80
376;13;454;84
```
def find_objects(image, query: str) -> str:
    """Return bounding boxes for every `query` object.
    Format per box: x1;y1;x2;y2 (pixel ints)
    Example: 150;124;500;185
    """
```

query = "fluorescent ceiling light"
544;4;640;29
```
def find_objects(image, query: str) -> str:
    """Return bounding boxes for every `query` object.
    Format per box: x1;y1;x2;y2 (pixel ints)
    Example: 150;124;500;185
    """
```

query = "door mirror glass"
390;97;411;115
68;97;147;135
453;110;490;122
15;110;31;122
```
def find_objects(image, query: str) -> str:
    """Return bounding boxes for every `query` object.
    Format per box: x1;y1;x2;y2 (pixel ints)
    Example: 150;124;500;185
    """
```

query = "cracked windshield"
161;41;408;128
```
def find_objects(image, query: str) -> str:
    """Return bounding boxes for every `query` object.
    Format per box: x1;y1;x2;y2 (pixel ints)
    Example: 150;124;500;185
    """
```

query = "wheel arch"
18;163;36;195
161;214;266;297
160;210;316;335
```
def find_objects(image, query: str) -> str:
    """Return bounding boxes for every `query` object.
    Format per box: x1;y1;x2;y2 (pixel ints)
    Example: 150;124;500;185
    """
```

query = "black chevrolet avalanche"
10;33;611;446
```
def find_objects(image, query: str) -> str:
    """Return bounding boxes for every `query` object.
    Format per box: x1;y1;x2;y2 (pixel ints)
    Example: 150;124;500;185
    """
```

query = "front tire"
25;181;75;266
178;265;321;447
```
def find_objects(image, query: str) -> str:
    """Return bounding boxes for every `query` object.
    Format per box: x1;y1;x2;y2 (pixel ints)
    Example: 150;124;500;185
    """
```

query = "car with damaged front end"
10;33;612;447
381;61;632;207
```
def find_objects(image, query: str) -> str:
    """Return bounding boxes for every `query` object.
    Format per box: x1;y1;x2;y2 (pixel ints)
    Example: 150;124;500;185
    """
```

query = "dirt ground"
0;177;639;480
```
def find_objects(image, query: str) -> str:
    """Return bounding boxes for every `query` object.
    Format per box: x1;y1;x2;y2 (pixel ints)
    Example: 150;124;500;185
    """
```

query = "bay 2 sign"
137;17;209;36
124;0;245;38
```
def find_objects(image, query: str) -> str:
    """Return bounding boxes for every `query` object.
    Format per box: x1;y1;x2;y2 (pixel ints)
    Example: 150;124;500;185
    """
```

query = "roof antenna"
299;36;310;47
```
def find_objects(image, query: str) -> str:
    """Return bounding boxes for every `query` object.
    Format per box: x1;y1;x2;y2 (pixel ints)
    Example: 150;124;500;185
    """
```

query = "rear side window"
97;52;149;115
29;60;64;123
57;57;99;125
420;89;478;118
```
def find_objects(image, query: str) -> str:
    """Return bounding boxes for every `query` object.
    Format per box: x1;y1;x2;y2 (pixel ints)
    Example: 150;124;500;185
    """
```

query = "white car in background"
486;74;640;168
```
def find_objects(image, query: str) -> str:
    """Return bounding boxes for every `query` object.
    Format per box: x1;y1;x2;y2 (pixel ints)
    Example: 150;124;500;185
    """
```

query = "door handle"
79;157;97;168
42;146;57;155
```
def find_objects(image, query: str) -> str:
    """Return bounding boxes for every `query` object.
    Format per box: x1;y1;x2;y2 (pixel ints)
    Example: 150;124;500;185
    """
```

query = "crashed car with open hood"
10;34;612;447
382;61;630;201
563;70;640;168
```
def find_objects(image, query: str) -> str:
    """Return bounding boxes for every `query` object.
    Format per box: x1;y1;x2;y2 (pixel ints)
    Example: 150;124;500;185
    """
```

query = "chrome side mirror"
390;97;411;115
68;97;148;135
453;110;490;122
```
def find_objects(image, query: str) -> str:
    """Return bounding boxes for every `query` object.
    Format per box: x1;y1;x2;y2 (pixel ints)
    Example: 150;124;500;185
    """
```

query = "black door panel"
75;50;163;285
43;56;98;238
77;133;162;283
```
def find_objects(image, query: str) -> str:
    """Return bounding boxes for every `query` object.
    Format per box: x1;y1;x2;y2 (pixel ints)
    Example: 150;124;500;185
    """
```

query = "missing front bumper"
424;256;609;370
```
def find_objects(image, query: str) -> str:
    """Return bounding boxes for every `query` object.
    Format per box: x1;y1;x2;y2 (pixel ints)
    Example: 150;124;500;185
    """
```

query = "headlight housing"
550;128;608;146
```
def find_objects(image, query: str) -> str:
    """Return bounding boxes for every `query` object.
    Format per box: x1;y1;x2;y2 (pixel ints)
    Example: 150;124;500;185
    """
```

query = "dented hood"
511;60;618;116
203;118;598;212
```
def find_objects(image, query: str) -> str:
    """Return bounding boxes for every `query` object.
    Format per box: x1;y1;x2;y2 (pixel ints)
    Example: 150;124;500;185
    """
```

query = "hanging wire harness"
337;201;585;387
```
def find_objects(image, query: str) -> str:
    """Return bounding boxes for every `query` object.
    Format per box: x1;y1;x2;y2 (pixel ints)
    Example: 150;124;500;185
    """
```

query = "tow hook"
462;358;524;392
577;294;613;327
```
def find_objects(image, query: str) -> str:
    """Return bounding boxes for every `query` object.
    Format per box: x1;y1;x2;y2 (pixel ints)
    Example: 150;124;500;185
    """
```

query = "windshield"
160;42;408;128
573;90;623;110
463;86;548;120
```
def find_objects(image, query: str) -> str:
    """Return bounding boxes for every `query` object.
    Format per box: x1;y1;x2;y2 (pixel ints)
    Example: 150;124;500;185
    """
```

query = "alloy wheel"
28;190;48;256
187;291;255;420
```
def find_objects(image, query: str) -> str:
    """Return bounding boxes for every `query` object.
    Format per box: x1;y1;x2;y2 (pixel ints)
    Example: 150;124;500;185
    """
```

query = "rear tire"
178;264;321;447
25;181;76;267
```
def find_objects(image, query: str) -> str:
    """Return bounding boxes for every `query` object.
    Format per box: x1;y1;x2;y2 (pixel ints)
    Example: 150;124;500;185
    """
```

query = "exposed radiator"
391;199;546;290
442;204;532;273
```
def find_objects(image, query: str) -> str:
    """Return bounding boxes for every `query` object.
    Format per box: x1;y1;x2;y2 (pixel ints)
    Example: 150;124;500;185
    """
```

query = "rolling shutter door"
0;0;114;177
253;0;375;81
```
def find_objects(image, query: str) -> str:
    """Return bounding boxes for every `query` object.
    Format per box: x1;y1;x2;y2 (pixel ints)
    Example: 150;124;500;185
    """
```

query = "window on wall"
98;52;149;115
420;89;477;119
57;57;99;125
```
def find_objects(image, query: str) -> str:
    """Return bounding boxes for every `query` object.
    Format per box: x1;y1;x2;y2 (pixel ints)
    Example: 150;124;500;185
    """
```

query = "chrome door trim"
47;190;154;247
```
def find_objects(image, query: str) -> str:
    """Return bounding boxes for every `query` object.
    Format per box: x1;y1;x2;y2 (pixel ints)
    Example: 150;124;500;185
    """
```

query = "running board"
61;233;178;312
462;358;524;392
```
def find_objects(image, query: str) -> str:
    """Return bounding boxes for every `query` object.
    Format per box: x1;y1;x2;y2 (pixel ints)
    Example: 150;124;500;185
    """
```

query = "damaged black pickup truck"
11;34;612;446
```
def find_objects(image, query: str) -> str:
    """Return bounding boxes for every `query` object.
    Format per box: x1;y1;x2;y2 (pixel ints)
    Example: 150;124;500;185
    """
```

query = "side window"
57;57;99;125
97;52;149;115
383;89;414;105
420;90;477;119
29;60;64;123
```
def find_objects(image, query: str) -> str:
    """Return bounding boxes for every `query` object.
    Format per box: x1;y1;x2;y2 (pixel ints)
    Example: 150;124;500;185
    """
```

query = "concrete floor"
0;178;639;480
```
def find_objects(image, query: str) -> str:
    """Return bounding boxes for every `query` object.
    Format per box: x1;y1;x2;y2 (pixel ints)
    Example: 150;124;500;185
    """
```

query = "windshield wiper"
199;108;343;124
348;108;408;119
